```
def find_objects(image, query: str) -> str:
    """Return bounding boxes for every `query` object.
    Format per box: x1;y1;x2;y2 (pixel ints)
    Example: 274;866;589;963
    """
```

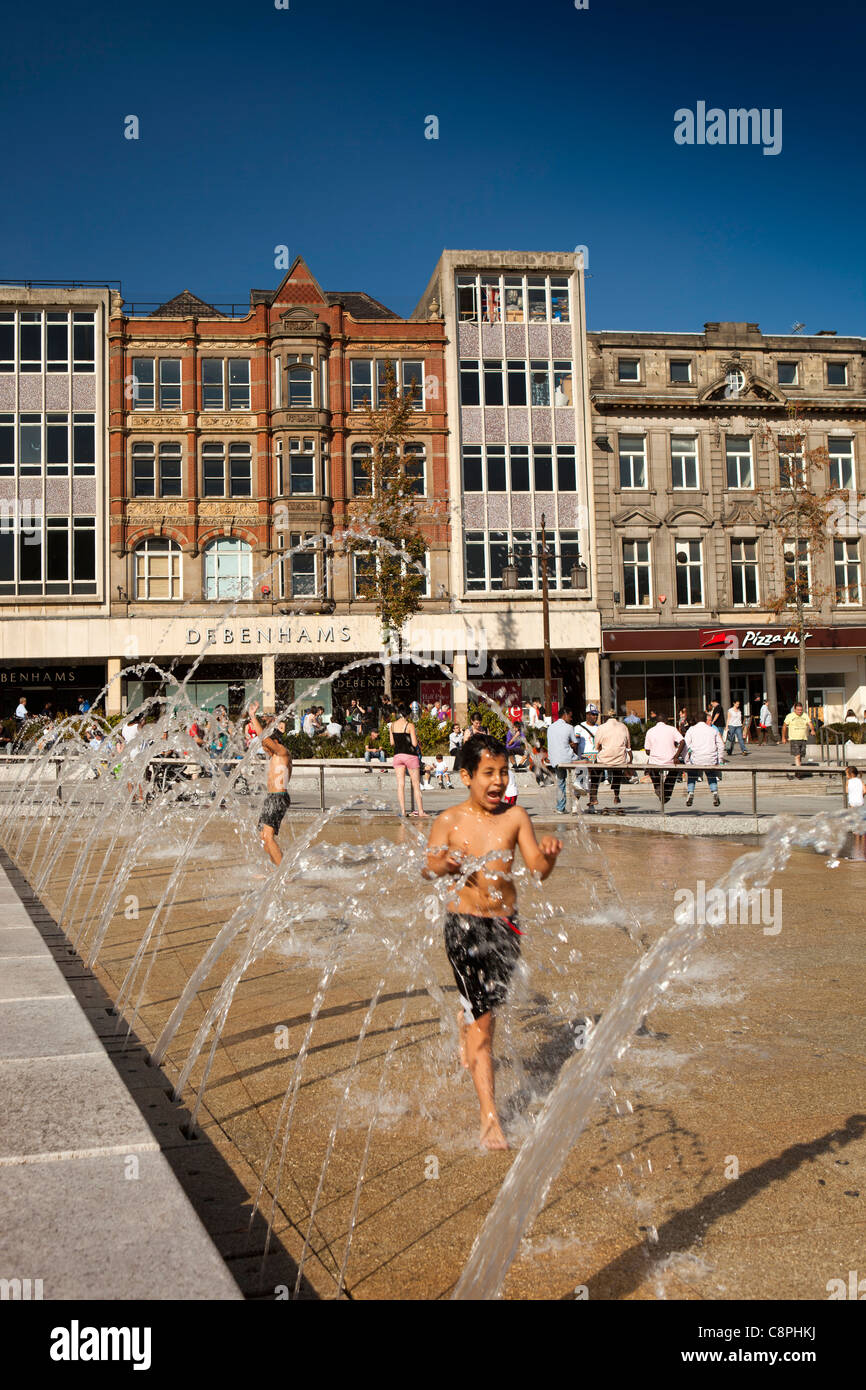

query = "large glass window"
352;443;372;496
73;413;95;475
483;360;504;405
352;542;429;598
618;358;640;382
731;539;759;606
777;361;799;386
557;446;576;491
46;313;68;372
19;415;41;475
619;435;647;488
351;360;374;411
202;442;225;495
288;532;318;597
404;442;425;495
0;314;15;372
834;539;861;606
553;362;573;406
228;442;252;497
507;361;527;406
671;436;699;489
827;362;848;387
670;360;692;383
725;435;753;489
159;442;182;497
350;358;424;410
455;273;570;324
623;540;652;607
529;362;550;406
462;445;482;492
779;435;806;489
459;360;481;406
204;537;253;600
72;314;95;372
135;537;182;600
463;528;583;591
19;313;42;373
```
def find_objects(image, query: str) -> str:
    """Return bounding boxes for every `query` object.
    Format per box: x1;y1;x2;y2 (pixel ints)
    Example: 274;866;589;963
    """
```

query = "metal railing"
622;761;850;818
816;726;847;766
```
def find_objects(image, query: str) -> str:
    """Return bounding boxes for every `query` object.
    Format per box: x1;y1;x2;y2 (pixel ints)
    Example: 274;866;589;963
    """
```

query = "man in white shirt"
547;707;579;814
683;713;726;808
14;697;27;724
643;715;684;806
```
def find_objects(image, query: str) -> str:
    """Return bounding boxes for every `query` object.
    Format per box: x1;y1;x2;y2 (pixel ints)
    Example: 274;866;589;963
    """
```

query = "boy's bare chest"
449;816;514;859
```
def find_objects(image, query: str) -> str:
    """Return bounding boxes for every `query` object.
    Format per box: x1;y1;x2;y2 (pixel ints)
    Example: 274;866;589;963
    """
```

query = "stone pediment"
611;506;662;528
699;367;786;405
279;307;319;323
719;498;769;527
663;504;715;527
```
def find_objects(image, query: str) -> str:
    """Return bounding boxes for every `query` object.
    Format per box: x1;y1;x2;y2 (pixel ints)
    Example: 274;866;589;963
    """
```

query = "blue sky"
2;0;864;334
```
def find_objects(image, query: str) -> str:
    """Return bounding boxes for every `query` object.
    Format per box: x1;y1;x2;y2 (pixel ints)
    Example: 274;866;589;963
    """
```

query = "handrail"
817;725;847;766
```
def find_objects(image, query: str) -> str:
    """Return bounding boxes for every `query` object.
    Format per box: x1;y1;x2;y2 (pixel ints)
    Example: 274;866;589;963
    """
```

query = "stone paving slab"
0;863;242;1299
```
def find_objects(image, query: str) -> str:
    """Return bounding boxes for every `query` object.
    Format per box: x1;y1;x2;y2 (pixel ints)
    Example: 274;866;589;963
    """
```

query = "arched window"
204;537;253;601
134;537;182;600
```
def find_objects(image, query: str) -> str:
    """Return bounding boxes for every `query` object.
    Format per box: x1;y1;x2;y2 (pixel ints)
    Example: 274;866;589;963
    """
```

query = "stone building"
588;321;866;723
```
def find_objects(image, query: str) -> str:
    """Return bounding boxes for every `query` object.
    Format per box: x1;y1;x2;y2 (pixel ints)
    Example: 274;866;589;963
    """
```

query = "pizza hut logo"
700;630;735;649
701;628;813;650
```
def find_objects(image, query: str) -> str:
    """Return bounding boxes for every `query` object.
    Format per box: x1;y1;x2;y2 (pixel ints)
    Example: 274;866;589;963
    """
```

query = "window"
132;442;155;496
463;528;582;591
132;358;155;410
274;357;282;408
0;413;13;476
455;273;569;324
46;313;68;372
777;361;798;386
557;446;576;491
47;413;69;475
507;361;527;406
725;435;753;489
834;539;861;605
670;360;692;383
459;360;481;406
671;436;699;489
72;413;95;475
352;443;372;496
622;540;652;606
135;537;182;600
204;537;253;600
228;443;252;496
827;362;848;387
828;438;855;490
462;445;482;492
353;541;429;598
404;442;425;495
783;539;811;605
483;360;504;405
731;539;760;606
487;446;506;491
533;446;553;491
72;314;95;372
675;539;704;607
725;368;745;397
19;313;42;373
159;360;182;410
510;446;530;492
159;442;182;497
228;359;251;410
457;277;479;322
553;362;573;406
529;362;550;406
288;532;318;597
619;435;647;489
19;414;41;475
0;510;97;596
202;442;225;495
289;437;315;495
350;358;423;410
779;436;806;489
201;360;224;410
0;314;14;372
527;278;547;322
618;358;640;382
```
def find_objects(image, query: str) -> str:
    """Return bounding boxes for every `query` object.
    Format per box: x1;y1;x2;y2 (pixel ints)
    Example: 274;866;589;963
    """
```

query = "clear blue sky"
2;0;864;335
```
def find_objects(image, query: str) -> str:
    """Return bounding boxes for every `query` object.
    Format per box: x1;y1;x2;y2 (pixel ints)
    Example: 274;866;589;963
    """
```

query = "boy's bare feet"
480;1112;509;1150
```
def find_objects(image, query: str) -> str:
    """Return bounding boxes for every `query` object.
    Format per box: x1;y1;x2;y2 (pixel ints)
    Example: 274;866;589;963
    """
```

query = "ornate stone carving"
196;415;256;428
126;415;189;430
198;501;261;519
126;501;189;519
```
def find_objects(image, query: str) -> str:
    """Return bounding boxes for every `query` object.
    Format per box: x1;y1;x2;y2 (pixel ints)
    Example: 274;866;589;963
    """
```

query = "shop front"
0;663;108;719
602;625;866;726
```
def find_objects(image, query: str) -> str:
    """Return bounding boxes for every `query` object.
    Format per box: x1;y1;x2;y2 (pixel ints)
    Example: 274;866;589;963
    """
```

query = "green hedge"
825;722;866;744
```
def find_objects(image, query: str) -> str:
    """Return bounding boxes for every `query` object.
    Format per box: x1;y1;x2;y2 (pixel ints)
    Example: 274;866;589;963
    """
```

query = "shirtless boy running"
424;733;562;1150
248;701;293;866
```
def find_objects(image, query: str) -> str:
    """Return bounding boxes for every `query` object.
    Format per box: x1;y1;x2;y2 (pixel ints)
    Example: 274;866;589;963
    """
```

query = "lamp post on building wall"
501;513;588;714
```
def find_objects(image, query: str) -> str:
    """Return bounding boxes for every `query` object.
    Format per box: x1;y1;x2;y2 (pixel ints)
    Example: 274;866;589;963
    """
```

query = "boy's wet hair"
461;732;507;777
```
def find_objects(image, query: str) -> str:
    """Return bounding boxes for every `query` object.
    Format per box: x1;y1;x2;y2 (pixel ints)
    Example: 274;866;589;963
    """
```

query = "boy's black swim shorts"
444;912;522;1023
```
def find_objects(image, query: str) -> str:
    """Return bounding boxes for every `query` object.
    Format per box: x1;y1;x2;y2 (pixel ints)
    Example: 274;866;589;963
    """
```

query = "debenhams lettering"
185;625;352;648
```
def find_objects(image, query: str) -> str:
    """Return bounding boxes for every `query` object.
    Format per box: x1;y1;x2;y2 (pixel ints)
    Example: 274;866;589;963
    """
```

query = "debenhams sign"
185;623;353;648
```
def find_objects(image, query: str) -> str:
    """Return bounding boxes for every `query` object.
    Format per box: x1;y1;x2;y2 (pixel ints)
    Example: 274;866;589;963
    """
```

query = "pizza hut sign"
701;628;813;651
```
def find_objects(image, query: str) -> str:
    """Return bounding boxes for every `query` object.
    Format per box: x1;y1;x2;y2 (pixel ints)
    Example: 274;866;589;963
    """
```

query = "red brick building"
107;258;448;714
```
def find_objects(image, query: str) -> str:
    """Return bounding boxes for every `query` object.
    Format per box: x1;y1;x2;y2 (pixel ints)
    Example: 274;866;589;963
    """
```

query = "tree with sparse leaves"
758;406;840;708
345;361;428;696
